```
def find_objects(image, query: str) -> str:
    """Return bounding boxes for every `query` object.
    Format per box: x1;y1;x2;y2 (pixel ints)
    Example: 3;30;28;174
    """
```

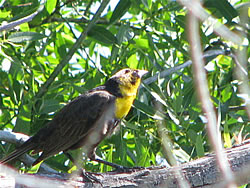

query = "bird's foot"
79;169;102;184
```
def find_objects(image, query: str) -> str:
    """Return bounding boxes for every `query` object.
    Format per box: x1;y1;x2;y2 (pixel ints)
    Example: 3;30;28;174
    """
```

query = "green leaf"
162;35;189;57
204;0;238;22
216;0;238;22
110;0;131;24
8;32;46;43
13;103;32;134
133;99;165;120
195;134;205;157
88;26;117;45
110;24;130;63
134;38;149;49
223;121;232;148
9;60;24;81
38;99;61;115
127;54;138;68
46;0;57;14
133;99;154;117
55;32;66;59
187;129;197;144
221;85;232;103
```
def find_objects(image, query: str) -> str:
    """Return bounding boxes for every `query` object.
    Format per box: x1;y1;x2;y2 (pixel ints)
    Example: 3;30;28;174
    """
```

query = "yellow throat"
110;68;147;119
115;83;140;119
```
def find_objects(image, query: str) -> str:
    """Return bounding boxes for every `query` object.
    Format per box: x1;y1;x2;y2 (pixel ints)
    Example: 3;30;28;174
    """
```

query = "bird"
0;68;148;171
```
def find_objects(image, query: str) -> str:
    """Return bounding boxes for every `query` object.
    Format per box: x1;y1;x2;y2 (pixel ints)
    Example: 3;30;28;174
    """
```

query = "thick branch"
0;130;250;187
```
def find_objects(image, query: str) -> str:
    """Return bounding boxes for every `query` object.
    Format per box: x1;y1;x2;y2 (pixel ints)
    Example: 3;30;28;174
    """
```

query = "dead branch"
1;139;250;188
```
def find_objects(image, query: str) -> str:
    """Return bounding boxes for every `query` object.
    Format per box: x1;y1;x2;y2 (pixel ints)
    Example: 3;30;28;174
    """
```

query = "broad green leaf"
110;0;131;24
187;129;197;144
204;0;238;22
8;32;46;43
38;99;61;115
13;103;32;134
88;26;117;45
127;54;138;68
195;134;205;157
46;0;57;14
134;99;165;120
13;80;23;103
0;11;11;18
134;38;149;49
20;22;29;32
221;85;232;103
9;60;24;81
55;32;66;59
141;0;152;9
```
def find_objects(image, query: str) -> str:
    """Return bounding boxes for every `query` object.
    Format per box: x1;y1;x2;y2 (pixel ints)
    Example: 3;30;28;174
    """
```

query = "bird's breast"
115;95;136;119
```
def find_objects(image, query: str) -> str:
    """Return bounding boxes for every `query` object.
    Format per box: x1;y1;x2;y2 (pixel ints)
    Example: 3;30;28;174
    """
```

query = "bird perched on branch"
0;68;148;171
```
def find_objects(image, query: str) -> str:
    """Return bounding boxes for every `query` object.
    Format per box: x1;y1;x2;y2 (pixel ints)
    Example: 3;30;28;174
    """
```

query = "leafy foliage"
0;0;249;174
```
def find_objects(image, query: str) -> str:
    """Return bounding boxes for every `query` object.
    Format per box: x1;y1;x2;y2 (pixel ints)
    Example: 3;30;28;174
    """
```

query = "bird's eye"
125;69;130;74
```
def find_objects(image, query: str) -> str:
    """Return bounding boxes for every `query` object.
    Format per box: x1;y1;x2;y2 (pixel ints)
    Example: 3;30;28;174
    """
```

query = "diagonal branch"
143;49;226;86
35;0;110;99
0;6;43;32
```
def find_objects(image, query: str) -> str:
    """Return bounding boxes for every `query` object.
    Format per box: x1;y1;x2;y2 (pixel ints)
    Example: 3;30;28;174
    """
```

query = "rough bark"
0;140;250;188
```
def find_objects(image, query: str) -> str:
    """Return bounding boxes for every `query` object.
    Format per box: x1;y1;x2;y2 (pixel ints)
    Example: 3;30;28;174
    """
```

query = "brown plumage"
0;68;148;168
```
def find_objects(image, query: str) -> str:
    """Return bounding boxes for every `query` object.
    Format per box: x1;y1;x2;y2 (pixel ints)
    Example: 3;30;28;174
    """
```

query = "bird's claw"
79;169;102;184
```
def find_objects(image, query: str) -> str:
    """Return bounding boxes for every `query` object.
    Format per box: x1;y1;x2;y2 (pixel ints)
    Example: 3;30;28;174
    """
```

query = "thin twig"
35;0;110;99
187;5;236;188
155;102;190;188
0;6;43;32
231;52;250;119
142;49;226;86
178;0;242;45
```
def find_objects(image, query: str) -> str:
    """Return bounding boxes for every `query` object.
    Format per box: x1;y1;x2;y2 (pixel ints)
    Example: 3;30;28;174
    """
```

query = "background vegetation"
0;0;249;176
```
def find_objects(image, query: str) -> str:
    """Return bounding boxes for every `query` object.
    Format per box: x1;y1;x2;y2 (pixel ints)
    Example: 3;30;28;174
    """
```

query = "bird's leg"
92;155;144;173
64;152;101;183
93;155;128;172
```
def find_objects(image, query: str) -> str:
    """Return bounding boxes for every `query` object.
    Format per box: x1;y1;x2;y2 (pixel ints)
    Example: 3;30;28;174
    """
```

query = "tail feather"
0;143;35;164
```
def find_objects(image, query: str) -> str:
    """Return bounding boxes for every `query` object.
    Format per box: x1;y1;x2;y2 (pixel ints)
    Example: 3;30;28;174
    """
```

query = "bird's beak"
137;70;148;78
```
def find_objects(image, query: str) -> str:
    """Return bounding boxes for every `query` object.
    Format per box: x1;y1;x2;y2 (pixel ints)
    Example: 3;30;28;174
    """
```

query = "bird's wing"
0;140;35;164
32;90;116;165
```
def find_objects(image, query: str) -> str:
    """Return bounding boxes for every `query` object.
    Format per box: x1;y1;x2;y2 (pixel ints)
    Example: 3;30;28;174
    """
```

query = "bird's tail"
0;143;35;164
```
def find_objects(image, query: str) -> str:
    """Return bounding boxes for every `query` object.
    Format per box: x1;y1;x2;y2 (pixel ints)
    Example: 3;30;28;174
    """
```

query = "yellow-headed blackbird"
0;68;148;170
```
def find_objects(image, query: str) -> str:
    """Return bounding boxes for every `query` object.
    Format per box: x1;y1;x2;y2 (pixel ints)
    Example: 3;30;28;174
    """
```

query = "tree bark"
1;140;250;188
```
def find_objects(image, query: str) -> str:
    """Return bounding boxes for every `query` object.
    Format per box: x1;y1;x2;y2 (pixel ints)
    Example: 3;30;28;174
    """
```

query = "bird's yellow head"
108;68;148;119
110;68;148;97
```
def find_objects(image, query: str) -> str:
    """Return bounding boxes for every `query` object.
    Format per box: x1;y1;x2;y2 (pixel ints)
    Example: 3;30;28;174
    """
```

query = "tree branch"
35;0;110;99
0;6;43;32
188;8;236;187
1;133;250;187
0;131;57;174
142;49;226;86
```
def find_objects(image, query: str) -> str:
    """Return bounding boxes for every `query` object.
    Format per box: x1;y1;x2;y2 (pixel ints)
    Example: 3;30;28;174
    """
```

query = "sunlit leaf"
46;0;57;14
8;32;46;43
110;0;131;24
88;26;117;45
